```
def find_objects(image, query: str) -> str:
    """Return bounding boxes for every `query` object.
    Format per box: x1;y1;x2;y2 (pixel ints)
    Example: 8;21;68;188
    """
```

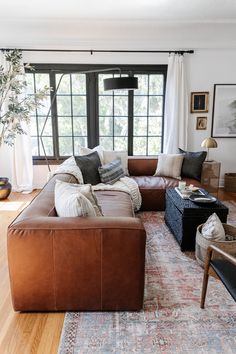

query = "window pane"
114;117;128;136
99;96;113;116
56;74;70;94
73;117;87;136
30;117;38;136
134;96;148;116
59;137;73;156
148;116;162;136
133;137;147;155
99;137;113;150
149;96;163;116
72;74;86;94
72;96;86;116
37;96;51;115
57;96;71;116
40;137;53;156
38;116;52;136
58;116;72;136
99;74;113;95
114;137;128;151
31;137;39;156
99;116;113;136
149;75;164;95
148;137;162;155
73;137;88;155
26;74;34;94
35;73;50;90
114;96;128;116
134;75;148;95
134;117;147;136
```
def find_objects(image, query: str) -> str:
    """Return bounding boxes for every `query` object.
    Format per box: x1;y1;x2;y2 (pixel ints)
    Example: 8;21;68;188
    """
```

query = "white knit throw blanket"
92;176;142;212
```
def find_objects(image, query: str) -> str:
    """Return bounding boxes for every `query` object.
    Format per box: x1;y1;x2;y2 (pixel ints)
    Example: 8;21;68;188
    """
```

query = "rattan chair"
200;244;236;308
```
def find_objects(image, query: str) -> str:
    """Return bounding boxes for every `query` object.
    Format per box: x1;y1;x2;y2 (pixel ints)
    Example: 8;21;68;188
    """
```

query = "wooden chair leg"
200;270;209;308
200;247;213;309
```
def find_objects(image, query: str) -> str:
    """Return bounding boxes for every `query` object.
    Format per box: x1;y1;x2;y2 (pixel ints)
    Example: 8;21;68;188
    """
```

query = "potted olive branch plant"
0;49;50;199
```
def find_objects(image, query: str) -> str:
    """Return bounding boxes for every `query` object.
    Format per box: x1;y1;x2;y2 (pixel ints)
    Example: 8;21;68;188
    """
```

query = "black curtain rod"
0;48;194;55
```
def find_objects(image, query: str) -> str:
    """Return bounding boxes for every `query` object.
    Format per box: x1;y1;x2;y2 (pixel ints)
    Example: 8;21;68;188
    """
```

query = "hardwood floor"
0;191;64;354
0;188;236;354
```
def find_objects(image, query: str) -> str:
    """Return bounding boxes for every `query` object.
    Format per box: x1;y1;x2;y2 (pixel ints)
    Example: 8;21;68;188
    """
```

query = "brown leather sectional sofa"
7;157;201;312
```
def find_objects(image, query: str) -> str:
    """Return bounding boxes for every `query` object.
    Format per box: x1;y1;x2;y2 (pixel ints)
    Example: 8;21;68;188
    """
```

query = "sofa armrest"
8;216;146;311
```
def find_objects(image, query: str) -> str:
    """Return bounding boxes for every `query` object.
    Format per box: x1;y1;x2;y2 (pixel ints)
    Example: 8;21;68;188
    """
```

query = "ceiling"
1;0;236;50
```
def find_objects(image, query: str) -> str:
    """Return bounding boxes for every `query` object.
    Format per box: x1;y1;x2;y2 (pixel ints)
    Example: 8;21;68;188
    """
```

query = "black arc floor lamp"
40;67;138;173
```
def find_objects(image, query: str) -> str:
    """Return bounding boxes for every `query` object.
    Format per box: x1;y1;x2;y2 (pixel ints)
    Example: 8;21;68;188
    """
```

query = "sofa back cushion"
128;157;157;176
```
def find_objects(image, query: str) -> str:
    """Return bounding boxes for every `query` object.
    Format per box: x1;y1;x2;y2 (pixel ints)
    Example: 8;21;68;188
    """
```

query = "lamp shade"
201;137;218;148
104;77;138;91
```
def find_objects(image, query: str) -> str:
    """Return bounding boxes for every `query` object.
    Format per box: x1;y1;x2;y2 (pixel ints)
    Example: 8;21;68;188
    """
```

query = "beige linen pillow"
75;183;103;216
53;156;84;184
103;150;129;175
78;145;104;164
55;180;96;217
154;154;184;180
201;213;225;241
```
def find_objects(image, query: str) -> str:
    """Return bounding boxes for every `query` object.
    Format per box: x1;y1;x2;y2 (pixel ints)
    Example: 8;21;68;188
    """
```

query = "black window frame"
25;64;167;164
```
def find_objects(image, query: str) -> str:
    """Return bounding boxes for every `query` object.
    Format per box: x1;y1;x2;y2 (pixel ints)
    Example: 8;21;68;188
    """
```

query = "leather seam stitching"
52;230;57;310
101;231;103;311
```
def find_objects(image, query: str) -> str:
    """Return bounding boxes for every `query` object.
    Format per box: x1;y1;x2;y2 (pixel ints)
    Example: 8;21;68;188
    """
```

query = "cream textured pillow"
201;213;225;241
75;183;103;216
55;180;96;217
103;150;129;176
154;154;184;180
78;145;104;164
53;156;84;184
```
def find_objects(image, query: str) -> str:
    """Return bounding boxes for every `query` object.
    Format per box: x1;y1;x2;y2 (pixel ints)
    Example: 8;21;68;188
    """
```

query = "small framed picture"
191;92;209;113
196;117;207;130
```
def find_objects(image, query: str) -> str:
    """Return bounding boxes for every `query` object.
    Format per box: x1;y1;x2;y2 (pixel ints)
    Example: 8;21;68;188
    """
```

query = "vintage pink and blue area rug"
58;201;236;354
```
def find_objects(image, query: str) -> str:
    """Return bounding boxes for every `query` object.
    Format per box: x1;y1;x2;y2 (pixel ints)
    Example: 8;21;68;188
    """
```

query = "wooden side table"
201;161;221;196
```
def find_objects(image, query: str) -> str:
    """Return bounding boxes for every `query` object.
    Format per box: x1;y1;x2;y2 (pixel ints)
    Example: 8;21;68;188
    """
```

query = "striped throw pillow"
98;159;125;184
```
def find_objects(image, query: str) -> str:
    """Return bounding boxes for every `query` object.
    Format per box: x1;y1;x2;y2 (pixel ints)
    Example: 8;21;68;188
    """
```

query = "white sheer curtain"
0;51;33;193
163;53;188;154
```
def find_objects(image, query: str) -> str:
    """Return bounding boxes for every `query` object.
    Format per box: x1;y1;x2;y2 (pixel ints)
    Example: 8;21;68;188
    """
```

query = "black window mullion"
146;74;150;156
87;73;98;147
69;74;75;155
49;72;59;159
32;74;40;156
112;79;115;150
128;74;134;156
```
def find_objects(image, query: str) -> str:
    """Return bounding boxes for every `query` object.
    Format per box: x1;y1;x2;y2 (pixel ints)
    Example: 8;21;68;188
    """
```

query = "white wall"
1;49;236;188
186;49;236;185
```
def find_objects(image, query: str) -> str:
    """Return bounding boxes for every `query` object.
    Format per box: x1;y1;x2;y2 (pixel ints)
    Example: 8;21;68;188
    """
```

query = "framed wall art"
212;84;236;137
191;92;209;113
196;117;207;130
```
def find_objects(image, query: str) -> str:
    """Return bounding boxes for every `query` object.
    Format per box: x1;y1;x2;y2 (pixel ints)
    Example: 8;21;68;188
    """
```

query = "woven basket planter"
224;173;236;192
195;223;236;268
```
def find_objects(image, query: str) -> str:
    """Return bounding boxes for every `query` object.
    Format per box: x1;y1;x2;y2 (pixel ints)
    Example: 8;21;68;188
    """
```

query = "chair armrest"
207;245;236;267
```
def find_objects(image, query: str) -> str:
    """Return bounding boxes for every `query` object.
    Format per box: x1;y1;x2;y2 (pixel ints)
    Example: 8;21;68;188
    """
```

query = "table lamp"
201;137;218;161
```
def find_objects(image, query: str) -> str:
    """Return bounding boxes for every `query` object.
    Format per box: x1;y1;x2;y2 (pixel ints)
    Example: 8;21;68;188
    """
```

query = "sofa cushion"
128;157;157;176
54;156;84;184
103;150;129;175
75;151;101;185
179;148;207;181
154;154;184;180
55;180;97;217
98;159;125;184
78;145;104;164
95;190;134;217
